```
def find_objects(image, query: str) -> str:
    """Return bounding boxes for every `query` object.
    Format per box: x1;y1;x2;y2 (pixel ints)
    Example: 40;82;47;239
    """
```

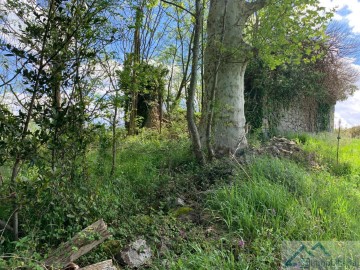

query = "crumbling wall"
271;98;335;133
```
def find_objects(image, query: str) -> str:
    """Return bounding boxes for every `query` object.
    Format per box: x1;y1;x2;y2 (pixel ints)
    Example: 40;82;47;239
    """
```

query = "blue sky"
320;0;360;127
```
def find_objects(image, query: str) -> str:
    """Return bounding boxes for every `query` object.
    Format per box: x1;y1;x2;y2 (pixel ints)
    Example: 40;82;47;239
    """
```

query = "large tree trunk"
201;0;266;157
110;101;118;176
213;62;248;156
144;101;160;129
50;60;63;172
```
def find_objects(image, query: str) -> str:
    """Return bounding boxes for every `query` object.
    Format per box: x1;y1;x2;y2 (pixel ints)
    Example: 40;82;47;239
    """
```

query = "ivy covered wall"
244;59;346;135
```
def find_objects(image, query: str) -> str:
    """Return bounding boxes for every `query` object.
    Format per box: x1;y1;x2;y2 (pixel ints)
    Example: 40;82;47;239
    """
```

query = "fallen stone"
120;239;152;268
175;197;185;206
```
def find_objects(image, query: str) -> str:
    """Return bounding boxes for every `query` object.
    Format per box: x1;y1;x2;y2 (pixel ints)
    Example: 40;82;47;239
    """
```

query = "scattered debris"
44;219;111;269
237;137;303;162
205;226;216;237
175;197;185;206
258;137;302;157
235;136;322;169
120;239;152;268
80;260;117;270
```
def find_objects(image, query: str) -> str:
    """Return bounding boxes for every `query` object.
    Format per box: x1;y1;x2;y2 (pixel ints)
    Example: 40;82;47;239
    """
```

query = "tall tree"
186;0;205;164
5;0;59;240
200;0;332;157
128;4;144;135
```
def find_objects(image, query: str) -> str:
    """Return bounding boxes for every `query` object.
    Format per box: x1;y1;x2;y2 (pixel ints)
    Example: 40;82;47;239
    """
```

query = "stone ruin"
275;98;335;133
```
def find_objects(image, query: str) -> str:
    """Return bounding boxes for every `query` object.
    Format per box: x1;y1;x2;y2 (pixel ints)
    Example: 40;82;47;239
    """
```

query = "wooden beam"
44;219;111;269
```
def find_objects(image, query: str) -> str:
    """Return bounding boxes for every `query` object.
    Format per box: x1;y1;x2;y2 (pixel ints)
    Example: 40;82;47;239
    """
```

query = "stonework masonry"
271;98;335;133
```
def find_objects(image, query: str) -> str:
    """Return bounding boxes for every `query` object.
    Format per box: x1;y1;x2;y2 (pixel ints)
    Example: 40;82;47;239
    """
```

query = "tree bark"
187;0;205;164
128;6;143;135
110;102;117;176
201;0;267;157
144;101;160;129
50;60;63;172
213;62;248;156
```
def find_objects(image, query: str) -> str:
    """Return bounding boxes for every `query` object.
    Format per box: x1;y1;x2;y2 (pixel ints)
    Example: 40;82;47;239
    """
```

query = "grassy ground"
163;133;360;269
1;130;360;269
302;132;360;174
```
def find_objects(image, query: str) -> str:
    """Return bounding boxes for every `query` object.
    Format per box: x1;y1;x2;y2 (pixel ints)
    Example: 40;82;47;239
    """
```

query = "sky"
320;0;360;128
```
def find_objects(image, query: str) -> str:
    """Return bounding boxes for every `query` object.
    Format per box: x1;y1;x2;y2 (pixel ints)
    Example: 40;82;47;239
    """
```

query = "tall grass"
302;132;360;175
205;153;360;268
85;131;195;223
168;243;245;270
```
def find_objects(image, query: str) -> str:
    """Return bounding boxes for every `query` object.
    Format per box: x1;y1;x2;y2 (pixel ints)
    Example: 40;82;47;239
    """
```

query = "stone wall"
269;98;335;134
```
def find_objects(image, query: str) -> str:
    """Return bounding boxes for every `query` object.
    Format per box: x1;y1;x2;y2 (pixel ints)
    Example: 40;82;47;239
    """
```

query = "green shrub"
330;162;352;176
285;132;310;144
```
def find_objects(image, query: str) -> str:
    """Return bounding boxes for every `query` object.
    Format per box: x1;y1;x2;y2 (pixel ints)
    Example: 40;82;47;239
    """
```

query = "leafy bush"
330;162;352;176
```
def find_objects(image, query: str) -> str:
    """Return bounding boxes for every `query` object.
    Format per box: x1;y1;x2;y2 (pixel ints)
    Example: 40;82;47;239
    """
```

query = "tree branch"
245;0;268;15
0;219;14;233
160;0;195;17
0;61;28;88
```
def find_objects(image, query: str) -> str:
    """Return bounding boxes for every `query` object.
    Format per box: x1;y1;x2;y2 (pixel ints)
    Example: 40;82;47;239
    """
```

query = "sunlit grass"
202;134;360;268
302;132;360;174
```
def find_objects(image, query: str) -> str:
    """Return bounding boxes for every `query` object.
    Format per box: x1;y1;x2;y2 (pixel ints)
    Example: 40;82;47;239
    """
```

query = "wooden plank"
44;219;111;268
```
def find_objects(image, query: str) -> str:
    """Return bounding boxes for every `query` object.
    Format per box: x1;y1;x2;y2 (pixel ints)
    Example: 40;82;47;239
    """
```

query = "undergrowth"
1;130;360;269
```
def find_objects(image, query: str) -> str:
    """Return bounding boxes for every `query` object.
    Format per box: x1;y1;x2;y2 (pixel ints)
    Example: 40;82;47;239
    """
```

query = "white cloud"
0;90;29;114
0;0;41;49
334;112;351;128
335;83;360;128
320;0;360;33
334;49;360;127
